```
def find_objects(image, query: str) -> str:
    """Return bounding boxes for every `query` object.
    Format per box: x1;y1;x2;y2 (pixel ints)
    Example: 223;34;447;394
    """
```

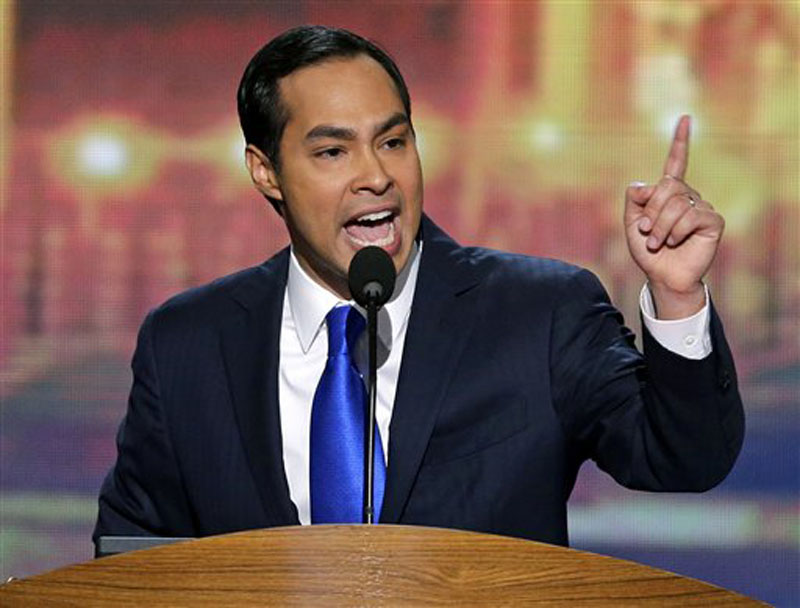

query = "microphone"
347;246;396;525
348;246;396;308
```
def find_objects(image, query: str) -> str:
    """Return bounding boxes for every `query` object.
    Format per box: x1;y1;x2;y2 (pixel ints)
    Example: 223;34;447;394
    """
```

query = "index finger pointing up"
663;114;691;180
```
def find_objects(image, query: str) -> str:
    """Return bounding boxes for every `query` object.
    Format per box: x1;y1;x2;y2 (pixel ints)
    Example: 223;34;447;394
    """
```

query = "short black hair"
237;25;412;171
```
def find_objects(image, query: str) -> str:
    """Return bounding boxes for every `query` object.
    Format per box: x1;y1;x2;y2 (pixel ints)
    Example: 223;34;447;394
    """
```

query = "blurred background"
1;1;797;604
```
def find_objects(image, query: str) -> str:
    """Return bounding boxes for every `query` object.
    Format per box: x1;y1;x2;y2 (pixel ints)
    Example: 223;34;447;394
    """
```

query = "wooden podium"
0;525;764;606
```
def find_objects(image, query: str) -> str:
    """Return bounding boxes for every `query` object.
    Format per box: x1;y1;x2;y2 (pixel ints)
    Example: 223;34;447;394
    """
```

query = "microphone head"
348;246;396;308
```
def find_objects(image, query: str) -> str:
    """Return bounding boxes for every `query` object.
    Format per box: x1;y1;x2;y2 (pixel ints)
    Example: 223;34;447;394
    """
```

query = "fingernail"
667;235;676;246
629;181;647;188
638;217;651;231
647;236;659;249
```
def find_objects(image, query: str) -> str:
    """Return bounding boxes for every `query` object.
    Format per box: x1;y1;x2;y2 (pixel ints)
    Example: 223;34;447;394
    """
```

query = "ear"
245;144;283;202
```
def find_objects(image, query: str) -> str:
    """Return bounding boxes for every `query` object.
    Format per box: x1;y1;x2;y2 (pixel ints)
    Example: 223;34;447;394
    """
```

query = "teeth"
356;210;392;223
348;222;395;247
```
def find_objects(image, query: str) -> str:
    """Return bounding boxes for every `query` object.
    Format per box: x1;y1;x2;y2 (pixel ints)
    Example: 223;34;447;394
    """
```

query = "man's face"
248;55;423;299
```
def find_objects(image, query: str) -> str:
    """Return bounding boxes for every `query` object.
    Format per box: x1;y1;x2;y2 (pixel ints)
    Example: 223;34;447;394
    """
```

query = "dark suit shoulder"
147;248;289;333
458;245;599;302
420;215;601;309
466;246;582;277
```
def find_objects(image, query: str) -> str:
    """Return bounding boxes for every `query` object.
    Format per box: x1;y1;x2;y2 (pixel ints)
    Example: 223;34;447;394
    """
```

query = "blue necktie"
310;305;386;523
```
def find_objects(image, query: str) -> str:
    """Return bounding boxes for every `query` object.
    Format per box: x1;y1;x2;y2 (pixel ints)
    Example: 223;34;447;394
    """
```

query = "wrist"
648;281;706;320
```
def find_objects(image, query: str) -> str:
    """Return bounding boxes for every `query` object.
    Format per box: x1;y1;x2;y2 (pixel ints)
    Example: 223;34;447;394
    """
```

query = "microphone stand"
348;246;395;526
364;299;378;525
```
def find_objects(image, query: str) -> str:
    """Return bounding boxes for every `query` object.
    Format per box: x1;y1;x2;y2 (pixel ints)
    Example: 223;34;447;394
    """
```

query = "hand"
624;115;725;319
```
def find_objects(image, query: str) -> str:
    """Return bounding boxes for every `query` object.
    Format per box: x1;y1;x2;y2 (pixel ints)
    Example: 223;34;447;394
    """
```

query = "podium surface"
1;525;764;606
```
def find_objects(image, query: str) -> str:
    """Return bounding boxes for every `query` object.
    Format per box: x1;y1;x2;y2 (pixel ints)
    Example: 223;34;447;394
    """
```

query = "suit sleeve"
550;269;744;491
93;310;195;553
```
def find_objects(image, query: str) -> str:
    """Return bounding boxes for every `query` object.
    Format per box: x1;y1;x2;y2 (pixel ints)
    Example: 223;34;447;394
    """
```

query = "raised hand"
624;115;725;319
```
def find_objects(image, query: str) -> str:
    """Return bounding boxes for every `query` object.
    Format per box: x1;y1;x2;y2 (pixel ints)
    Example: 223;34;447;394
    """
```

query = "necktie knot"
326;305;365;358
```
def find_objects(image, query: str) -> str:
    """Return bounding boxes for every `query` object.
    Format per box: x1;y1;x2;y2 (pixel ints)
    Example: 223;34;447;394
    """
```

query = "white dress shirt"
279;245;711;524
279;243;421;524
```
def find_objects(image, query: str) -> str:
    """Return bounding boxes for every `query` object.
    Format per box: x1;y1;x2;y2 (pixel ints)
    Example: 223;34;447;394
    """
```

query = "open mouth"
344;209;397;248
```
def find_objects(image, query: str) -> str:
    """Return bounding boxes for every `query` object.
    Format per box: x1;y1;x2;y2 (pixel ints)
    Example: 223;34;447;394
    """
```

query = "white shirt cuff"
639;284;712;360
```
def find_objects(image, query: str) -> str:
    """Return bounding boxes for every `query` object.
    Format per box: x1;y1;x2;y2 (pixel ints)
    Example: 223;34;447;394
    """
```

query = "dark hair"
237;25;412;171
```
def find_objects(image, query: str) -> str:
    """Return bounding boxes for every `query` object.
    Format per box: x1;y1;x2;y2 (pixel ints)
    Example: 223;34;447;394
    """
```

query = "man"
94;26;743;549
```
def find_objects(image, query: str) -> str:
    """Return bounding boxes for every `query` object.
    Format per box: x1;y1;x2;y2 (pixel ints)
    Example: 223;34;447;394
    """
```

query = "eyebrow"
374;112;410;137
304;112;410;143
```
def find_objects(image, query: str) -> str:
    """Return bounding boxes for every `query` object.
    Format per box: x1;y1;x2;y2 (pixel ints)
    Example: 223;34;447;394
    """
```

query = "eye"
382;137;406;150
315;147;344;160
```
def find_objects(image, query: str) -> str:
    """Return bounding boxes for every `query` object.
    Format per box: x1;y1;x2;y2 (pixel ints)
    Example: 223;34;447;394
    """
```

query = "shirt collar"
287;241;421;354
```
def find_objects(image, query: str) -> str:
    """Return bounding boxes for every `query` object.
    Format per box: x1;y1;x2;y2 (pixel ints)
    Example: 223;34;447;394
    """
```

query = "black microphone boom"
347;246;396;525
348;246;396;307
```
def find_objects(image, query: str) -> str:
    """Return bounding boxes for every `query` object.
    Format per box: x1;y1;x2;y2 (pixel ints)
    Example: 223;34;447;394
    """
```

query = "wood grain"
0;525;767;606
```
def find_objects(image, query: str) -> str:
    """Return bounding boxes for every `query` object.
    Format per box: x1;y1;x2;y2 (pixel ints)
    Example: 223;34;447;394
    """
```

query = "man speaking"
94;25;743;549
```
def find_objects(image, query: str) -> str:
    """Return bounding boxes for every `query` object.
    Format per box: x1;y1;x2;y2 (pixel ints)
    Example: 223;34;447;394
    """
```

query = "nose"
351;149;392;196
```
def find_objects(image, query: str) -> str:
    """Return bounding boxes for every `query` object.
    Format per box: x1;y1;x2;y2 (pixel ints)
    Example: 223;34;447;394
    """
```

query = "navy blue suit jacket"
94;215;744;549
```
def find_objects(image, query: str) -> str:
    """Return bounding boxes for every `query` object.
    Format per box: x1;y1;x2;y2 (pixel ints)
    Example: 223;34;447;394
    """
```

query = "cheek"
302;167;348;202
399;156;423;195
285;179;342;228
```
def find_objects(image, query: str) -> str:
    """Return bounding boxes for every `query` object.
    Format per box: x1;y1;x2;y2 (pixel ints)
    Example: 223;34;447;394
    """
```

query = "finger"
690;197;713;211
626;181;657;206
661;174;702;201
662;114;691;181
624;182;658;229
666;203;724;247
637;177;701;232
645;192;695;250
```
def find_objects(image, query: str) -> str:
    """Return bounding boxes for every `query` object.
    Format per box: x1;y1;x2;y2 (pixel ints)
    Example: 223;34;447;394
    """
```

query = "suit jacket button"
719;369;732;390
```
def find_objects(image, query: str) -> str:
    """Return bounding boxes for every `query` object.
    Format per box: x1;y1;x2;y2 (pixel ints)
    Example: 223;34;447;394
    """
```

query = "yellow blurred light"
77;133;129;177
528;121;563;152
413;107;453;183
185;122;248;175
229;134;246;168
49;114;163;195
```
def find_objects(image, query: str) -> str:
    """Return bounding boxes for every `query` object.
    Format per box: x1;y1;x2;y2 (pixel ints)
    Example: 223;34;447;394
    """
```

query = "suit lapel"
380;217;481;523
220;249;300;526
